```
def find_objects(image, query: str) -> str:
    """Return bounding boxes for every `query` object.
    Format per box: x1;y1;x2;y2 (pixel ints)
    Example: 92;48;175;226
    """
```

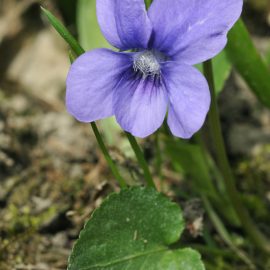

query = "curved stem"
125;132;156;188
91;123;127;188
203;60;270;254
41;8;127;188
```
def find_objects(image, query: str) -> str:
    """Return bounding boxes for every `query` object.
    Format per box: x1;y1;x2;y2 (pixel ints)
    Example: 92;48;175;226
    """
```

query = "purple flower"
66;0;243;138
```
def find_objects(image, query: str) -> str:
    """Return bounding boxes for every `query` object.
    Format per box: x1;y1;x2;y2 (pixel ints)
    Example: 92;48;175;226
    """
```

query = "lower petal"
113;72;168;138
66;49;132;122
163;63;211;138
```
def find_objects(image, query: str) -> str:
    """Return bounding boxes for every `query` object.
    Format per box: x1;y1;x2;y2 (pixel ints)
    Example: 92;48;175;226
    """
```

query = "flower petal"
66;49;132;122
113;72;168;138
148;0;243;64
163;63;211;138
97;0;152;50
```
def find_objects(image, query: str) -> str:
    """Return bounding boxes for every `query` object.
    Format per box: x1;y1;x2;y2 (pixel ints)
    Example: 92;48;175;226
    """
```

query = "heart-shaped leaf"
68;187;204;270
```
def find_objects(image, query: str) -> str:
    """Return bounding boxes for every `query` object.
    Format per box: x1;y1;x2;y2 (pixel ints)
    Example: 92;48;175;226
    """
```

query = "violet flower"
66;0;243;138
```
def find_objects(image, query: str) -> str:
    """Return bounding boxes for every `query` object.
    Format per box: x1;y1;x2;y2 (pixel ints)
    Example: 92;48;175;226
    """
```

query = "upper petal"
97;0;152;50
66;49;132;122
113;72;168;138
148;0;243;64
163;63;211;138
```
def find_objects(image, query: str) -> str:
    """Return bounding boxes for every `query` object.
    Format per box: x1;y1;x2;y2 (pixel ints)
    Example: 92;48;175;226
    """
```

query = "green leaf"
41;7;85;56
226;19;270;108
196;51;232;94
77;0;111;50
68;187;204;270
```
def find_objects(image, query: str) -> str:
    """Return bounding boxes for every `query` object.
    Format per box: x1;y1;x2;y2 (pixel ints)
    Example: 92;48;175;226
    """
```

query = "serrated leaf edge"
67;186;183;269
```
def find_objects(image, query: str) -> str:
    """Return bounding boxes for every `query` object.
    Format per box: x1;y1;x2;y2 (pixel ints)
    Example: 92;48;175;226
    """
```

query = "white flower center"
133;50;162;78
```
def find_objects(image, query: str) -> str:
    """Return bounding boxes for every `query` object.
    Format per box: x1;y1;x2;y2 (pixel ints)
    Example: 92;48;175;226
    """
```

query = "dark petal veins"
113;69;168;138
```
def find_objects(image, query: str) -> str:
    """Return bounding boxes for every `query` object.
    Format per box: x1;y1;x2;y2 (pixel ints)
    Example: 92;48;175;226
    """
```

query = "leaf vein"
77;248;167;270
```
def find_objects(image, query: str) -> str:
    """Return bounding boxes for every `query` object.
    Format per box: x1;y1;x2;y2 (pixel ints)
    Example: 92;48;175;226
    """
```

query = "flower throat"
133;50;164;78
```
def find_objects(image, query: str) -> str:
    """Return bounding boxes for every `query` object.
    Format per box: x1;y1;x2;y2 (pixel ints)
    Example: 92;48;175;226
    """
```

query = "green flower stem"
41;7;126;188
125;132;156;188
91;123;127;188
203;60;270;254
